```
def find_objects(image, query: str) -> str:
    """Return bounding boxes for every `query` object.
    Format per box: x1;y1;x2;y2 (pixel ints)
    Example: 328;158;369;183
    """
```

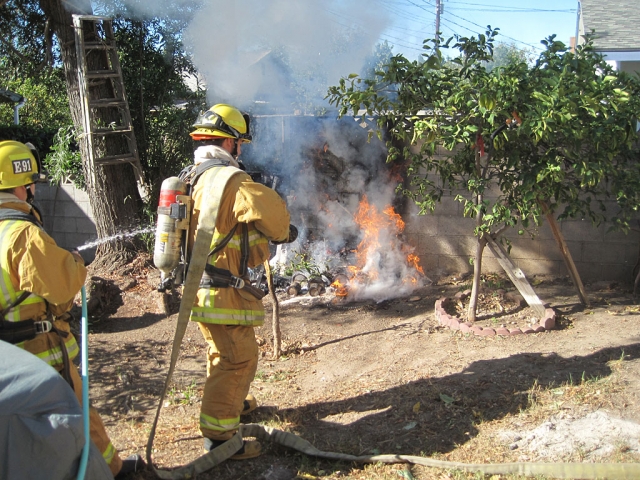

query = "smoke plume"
106;0;428;301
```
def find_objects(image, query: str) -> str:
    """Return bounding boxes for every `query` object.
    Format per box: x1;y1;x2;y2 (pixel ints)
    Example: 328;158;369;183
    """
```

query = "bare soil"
77;255;640;479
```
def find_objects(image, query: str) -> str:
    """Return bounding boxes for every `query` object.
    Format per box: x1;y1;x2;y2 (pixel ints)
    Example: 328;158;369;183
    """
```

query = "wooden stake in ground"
485;235;547;318
539;200;590;307
263;260;281;359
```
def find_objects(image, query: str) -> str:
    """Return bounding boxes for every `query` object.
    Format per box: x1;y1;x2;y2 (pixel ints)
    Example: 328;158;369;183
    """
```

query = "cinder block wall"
404;196;640;284
401;143;640;284
33;177;640;284
35;182;97;251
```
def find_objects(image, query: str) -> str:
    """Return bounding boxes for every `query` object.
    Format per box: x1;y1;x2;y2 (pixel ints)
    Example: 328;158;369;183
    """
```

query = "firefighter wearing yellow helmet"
184;104;295;459
0;140;144;478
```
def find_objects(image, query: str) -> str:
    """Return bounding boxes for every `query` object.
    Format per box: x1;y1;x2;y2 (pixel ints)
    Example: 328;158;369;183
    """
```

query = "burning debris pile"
245;116;430;303
327;194;427;301
257;194;429;303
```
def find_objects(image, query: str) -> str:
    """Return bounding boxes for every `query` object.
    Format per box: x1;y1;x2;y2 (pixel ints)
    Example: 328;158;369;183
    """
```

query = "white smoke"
104;0;429;301
183;0;389;108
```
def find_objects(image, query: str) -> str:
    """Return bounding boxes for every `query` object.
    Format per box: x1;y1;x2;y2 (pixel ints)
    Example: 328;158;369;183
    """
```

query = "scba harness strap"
180;160;265;300
0;210;47;344
0;208;74;388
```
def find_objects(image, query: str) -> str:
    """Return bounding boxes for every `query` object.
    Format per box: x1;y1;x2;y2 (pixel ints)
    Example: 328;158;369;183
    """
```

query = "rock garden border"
434;290;556;337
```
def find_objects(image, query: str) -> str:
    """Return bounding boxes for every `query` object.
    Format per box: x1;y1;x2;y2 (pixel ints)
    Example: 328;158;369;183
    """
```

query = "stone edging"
434;294;556;337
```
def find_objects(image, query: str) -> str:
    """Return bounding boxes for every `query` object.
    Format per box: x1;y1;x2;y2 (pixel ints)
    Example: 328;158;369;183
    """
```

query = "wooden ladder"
72;14;149;202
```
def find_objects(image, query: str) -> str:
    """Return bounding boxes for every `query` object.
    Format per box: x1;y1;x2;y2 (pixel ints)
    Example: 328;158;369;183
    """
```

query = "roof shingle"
580;0;640;51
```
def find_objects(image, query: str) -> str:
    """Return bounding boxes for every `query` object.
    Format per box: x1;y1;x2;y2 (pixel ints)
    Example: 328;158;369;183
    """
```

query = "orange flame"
330;195;424;298
407;254;424;275
330;279;348;297
383;206;405;232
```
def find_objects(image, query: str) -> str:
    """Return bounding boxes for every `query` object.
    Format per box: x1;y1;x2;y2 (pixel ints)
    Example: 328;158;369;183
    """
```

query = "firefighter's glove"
70;248;85;266
272;224;298;245
70;247;93;267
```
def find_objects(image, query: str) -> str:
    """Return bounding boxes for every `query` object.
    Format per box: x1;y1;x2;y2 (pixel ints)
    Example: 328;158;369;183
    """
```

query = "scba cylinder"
154;177;189;287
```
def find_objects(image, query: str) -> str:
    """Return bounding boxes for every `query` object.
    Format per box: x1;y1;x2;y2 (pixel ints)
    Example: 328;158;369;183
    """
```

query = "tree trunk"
467;138;485;322
467;233;486;323
40;0;141;268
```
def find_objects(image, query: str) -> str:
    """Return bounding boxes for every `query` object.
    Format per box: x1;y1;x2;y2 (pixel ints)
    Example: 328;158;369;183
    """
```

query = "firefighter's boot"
242;394;257;415
115;454;146;478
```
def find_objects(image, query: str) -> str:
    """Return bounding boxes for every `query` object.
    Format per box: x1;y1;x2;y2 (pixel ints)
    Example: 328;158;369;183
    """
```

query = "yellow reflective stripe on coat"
102;441;117;465
25;333;80;366
0;220;46;322
200;412;240;433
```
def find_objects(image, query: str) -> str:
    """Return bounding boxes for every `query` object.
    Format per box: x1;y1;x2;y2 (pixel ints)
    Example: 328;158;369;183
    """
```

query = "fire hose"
145;170;640;480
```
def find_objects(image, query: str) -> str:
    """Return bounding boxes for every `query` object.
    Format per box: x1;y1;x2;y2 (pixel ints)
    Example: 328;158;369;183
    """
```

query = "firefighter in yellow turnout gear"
186;104;294;459
0;141;143;478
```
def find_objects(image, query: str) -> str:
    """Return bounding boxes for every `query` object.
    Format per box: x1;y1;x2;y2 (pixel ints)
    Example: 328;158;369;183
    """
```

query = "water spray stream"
76;227;154;251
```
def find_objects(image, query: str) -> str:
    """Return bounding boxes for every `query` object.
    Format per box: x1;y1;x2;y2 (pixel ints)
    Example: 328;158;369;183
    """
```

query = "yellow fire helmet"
190;104;252;143
0;140;47;189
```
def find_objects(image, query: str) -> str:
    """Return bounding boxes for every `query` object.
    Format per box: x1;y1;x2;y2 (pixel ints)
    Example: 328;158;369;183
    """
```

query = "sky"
101;0;580;105
378;0;579;59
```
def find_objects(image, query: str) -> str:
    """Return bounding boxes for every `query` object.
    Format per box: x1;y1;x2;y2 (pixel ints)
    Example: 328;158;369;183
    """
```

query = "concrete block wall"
402;141;640;283
32;179;640;285
404;198;640;283
35;181;97;251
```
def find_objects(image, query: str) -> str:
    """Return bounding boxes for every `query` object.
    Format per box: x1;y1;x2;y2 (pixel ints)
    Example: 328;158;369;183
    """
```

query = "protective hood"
194;145;239;169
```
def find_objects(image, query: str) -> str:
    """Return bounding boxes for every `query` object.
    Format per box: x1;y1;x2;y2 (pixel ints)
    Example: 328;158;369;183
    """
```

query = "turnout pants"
24;331;123;477
197;323;259;441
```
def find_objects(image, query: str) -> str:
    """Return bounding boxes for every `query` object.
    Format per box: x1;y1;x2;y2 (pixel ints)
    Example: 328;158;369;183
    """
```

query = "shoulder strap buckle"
34;320;52;334
230;276;245;289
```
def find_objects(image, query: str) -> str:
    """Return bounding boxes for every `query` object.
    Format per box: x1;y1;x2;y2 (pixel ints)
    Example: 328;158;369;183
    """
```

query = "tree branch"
0;34;29;63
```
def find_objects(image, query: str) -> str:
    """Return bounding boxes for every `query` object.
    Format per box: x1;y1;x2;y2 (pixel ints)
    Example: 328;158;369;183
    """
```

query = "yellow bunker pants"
197;323;259;441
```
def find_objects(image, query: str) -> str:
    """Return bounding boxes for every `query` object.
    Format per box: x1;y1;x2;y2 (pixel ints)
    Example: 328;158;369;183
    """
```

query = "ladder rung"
95;154;137;165
89;99;127;107
83;42;116;50
93;126;133;134
86;70;120;79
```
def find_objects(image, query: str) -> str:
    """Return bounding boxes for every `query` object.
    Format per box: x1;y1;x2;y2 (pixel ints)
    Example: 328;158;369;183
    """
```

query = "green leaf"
440;393;455;404
397;470;416;480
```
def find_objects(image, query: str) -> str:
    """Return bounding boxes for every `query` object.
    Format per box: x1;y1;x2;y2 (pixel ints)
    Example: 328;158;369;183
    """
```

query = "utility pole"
435;0;442;45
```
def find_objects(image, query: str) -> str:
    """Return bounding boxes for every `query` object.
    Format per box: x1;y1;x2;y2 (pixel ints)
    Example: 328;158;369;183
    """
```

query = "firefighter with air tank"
153;104;297;459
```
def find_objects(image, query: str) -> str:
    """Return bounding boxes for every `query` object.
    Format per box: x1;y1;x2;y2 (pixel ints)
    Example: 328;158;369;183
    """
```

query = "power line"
325;7;427;53
443;9;544;50
447;1;575;12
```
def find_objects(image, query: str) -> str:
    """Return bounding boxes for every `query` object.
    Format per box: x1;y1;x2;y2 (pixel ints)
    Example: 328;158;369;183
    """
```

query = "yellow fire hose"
145;167;640;480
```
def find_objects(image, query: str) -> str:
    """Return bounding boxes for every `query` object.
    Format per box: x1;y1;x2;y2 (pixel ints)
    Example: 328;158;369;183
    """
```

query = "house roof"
579;0;640;52
0;88;24;105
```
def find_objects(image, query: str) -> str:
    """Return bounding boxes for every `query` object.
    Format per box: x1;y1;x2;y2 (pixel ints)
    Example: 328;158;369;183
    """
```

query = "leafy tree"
0;70;71;128
328;28;640;321
361;40;394;80
483;42;535;72
0;0;70;129
1;0;202;265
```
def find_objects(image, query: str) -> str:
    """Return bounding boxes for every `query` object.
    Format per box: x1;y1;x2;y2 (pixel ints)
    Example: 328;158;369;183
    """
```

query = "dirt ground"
78;255;640;479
